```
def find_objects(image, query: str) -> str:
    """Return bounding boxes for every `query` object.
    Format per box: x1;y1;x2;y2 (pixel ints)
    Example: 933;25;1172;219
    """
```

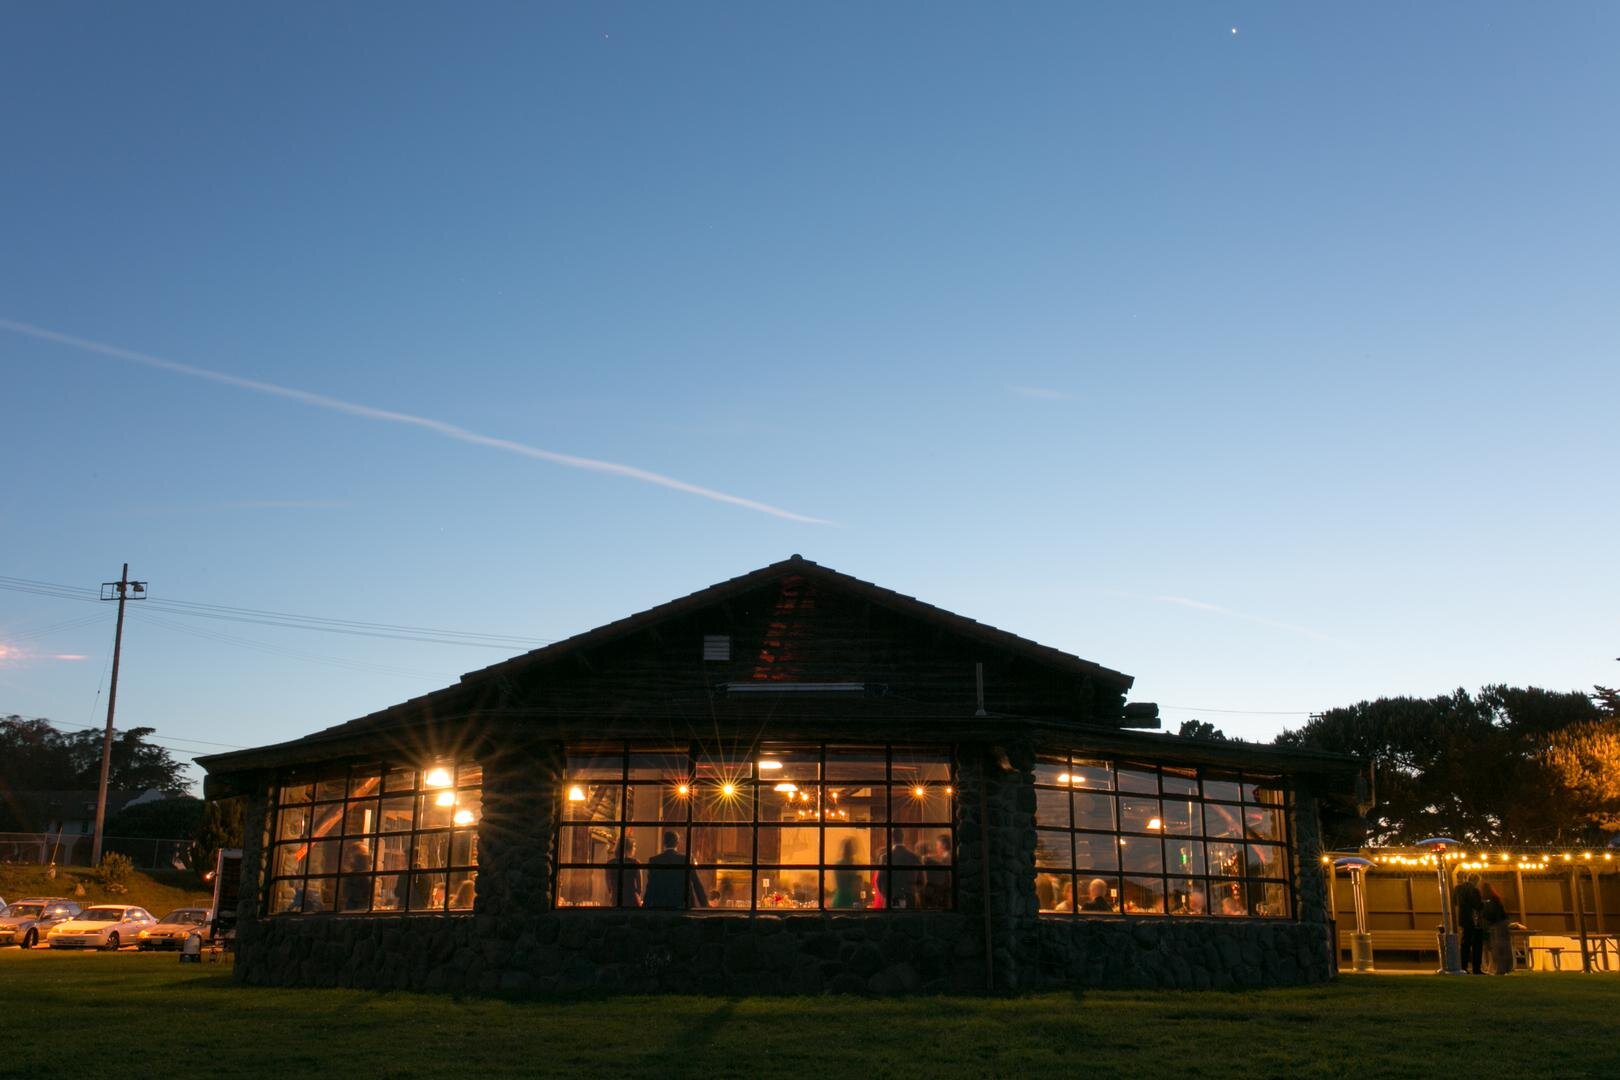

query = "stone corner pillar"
232;778;274;982
954;736;1038;993
475;736;562;928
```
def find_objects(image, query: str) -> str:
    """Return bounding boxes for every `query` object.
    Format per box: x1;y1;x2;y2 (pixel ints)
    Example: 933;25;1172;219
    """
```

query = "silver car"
136;907;211;950
0;897;83;949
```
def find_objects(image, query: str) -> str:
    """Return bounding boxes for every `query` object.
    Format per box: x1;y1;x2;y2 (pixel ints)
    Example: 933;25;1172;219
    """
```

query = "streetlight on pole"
91;564;146;867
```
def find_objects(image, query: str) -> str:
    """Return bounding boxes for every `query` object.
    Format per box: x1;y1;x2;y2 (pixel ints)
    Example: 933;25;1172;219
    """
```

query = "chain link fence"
0;832;192;870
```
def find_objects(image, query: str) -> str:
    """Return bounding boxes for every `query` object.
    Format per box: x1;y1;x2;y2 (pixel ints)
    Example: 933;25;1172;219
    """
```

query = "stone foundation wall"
1033;916;1335;990
233;908;1330;994
234;911;981;995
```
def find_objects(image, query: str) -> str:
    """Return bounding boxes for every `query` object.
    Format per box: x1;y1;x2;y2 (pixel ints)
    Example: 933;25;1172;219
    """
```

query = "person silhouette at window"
643;830;707;910
604;835;643;908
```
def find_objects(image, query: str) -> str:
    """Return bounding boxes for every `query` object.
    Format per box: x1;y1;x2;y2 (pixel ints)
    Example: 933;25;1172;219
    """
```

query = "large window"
267;761;481;915
555;744;954;912
1033;756;1291;919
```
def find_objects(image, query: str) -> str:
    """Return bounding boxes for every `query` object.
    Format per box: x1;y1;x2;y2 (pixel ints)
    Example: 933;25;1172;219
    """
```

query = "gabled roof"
199;556;1133;774
458;554;1133;690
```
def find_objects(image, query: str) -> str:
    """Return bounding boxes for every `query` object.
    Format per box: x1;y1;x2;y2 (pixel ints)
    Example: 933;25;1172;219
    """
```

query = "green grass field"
4;950;1617;1079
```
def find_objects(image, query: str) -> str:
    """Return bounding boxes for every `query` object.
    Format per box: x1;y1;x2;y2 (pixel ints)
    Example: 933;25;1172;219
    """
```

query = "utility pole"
91;564;146;866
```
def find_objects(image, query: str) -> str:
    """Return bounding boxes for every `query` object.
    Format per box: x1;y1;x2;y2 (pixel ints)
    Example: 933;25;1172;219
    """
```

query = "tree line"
0;714;190;799
1182;686;1620;848
0;714;239;875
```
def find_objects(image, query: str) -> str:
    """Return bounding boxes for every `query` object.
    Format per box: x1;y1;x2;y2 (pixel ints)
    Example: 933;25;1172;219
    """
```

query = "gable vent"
702;635;731;661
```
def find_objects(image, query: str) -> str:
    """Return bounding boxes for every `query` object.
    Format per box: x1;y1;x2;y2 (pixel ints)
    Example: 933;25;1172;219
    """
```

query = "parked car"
137;907;211;950
46;905;155;951
0;898;83;949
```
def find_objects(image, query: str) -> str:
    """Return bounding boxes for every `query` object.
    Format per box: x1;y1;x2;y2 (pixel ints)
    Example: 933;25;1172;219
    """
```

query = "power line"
0;580;102;604
144;594;545;644
4;611;110;642
131;609;456;681
139;601;541;648
11;713;250;752
0;575;551;650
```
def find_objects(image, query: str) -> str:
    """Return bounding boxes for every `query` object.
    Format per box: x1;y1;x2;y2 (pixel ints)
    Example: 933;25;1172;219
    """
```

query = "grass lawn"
1;863;212;916
5;951;1617;1080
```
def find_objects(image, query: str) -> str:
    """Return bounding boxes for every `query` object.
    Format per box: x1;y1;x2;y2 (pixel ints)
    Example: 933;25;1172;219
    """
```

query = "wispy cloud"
218;499;351;510
1010;385;1070;400
0;645;90;666
1154;595;1343;644
2;319;833;526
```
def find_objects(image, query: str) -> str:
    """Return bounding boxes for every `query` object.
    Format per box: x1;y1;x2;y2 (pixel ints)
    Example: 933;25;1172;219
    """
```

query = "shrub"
190;797;244;881
98;851;134;894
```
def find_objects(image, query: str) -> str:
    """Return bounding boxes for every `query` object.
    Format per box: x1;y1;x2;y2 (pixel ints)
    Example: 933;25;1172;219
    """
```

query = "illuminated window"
267;761;481;916
555;744;954;912
1034;756;1291;919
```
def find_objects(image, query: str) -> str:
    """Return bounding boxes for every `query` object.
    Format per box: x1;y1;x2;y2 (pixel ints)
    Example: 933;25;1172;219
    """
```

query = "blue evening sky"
3;3;1616;789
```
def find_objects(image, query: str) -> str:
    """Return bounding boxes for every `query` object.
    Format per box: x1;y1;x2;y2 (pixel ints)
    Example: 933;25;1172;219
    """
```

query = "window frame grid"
1034;756;1294;920
266;762;481;917
553;742;956;913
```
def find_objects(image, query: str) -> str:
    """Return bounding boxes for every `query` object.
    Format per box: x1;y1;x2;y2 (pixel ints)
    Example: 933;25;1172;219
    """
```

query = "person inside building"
1036;873;1058;911
341;839;372;911
922;833;951;909
831;838;863;908
883;832;925;910
605;835;643;909
1080;878;1113;912
644;830;707;910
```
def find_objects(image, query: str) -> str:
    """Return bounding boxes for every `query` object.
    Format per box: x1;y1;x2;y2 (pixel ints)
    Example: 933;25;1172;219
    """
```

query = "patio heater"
1334;856;1376;972
1417;837;1465;975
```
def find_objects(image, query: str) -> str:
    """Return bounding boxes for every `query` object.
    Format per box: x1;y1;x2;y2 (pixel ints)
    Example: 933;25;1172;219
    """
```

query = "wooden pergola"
1322;845;1619;972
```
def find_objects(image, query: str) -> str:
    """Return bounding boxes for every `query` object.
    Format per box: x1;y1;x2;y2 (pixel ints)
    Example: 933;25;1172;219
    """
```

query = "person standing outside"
1455;872;1485;975
1480;882;1513;974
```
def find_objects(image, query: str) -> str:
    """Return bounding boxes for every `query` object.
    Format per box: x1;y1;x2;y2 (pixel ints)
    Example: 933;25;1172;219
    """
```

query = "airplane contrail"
1154;595;1342;644
1;318;834;525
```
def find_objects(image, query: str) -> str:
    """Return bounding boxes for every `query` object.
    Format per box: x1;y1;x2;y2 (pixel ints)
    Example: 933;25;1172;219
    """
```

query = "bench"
1338;929;1442;958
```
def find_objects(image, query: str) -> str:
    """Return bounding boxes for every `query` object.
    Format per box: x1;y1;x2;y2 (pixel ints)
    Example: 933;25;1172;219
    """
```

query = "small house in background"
0;788;166;866
200;556;1360;994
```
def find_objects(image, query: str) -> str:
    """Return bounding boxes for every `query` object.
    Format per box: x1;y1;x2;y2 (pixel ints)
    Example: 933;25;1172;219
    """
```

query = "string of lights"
1322;848;1616;872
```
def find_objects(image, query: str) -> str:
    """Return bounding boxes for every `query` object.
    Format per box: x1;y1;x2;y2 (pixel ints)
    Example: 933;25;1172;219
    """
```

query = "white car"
46;905;156;951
